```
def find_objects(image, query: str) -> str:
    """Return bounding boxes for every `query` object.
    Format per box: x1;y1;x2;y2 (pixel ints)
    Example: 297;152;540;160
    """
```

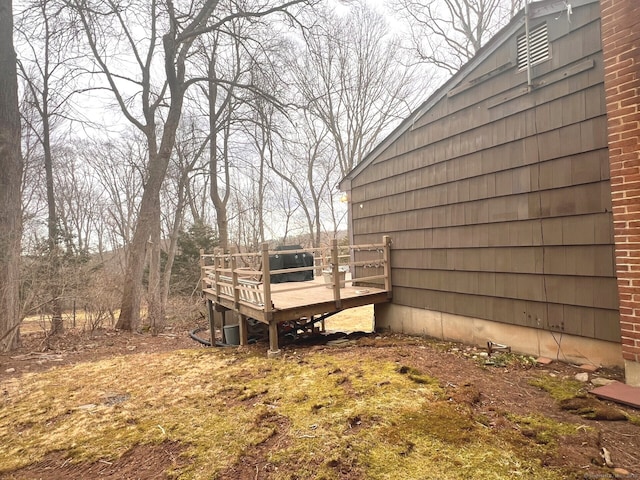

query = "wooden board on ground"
591;381;640;409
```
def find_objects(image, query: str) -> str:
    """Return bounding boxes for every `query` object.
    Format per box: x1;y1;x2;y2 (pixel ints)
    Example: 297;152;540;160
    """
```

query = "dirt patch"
0;323;197;381
0;441;186;480
216;412;292;480
328;338;639;477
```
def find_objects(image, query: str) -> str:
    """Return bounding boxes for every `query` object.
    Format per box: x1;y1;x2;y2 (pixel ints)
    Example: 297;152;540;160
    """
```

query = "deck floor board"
203;276;389;323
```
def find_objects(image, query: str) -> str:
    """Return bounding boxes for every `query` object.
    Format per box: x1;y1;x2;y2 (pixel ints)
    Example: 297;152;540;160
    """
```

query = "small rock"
614;467;629;476
5;368;16;373
479;352;489;358
375;336;382;340
591;377;616;387
601;447;614;468
579;364;598;373
126;345;136;351
575;372;589;382
536;357;553;365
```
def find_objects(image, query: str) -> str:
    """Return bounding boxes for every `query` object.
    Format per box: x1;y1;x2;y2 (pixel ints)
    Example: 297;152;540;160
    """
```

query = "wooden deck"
200;237;392;356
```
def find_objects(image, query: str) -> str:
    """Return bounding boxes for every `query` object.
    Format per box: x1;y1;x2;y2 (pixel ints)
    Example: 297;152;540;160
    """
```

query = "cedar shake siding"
342;0;621;357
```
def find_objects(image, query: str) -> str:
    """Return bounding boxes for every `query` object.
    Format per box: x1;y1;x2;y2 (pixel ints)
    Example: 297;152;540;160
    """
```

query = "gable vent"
517;23;550;70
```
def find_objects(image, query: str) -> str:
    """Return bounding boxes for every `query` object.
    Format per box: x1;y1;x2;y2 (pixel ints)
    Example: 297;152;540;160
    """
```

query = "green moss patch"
1;348;584;479
528;374;587;401
559;397;629;421
506;414;586;449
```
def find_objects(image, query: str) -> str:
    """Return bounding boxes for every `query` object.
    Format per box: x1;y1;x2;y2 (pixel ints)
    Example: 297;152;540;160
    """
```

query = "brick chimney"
600;0;640;385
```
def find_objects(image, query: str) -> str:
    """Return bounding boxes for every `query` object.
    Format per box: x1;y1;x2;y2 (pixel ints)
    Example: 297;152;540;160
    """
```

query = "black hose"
189;326;235;347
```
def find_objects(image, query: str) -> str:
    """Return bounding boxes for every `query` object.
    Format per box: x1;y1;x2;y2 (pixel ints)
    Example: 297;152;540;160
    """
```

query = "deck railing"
200;236;392;312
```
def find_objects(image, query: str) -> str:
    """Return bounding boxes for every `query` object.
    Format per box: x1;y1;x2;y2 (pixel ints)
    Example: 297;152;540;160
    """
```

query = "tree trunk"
116;32;186;331
0;0;24;352
147;199;163;335
42;87;63;335
207;60;231;251
161;171;188;304
116;151;166;331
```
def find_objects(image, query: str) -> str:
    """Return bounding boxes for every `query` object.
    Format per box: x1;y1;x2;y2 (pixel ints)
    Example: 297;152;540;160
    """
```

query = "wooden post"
261;243;273;320
239;314;249;346
314;250;323;277
383;235;392;297
261;242;279;357
331;238;342;308
214;248;222;300
199;248;206;291
267;320;280;358
231;254;239;309
207;299;215;346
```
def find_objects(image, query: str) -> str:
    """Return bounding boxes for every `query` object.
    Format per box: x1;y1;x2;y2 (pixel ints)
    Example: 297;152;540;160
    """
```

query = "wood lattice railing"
199;236;392;313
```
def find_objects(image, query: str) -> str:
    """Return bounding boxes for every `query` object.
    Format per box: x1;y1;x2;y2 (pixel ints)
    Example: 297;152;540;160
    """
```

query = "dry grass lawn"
1;307;638;479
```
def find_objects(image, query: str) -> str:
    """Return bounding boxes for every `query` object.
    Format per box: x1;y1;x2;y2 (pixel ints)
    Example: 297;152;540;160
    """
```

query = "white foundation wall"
375;303;623;368
625;360;640;386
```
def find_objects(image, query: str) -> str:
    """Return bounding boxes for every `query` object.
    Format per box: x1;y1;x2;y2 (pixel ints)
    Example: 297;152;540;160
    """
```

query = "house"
340;0;640;385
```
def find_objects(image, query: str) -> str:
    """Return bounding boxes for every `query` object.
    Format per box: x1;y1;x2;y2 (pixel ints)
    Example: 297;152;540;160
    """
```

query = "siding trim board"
447;61;514;98
488;58;595;109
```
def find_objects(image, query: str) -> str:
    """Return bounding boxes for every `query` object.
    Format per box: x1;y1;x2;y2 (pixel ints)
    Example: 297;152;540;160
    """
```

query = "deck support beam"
239;314;249;346
207;299;215;346
267;321;281;358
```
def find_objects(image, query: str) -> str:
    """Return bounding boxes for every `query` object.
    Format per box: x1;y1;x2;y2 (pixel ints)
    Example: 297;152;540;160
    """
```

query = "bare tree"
292;3;420;178
204;34;240;252
53;146;100;255
158;119;208;311
71;0;310;331
262;3;420;245
269;108;334;247
81;136;146;256
239;41;292;248
394;0;523;74
198;22;260;251
15;0;87;334
266;177;301;243
0;0;24;351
